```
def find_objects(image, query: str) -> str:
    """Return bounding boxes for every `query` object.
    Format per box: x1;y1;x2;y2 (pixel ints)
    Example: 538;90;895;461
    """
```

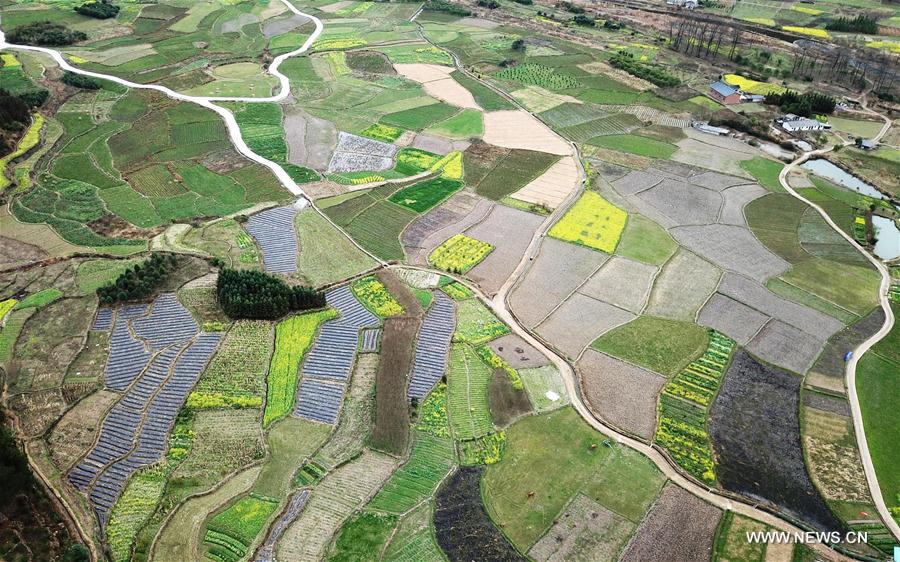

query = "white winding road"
2;0;897;558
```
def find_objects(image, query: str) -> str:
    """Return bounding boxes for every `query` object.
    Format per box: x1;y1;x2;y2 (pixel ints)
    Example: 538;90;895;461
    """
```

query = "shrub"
216;268;325;319
609;52;680;87
572;14;595;26
97;253;177;305
423;0;471;16
825;15;877;34
6;22;87;46
477;0;499;7
75;0;120;19
61;71;101;90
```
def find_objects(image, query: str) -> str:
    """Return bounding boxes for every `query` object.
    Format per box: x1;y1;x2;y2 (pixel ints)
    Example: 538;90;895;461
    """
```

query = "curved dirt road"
777;110;899;542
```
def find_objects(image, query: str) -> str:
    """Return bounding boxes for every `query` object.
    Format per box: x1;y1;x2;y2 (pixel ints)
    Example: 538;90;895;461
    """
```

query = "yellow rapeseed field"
783;26;830;39
548;191;627;253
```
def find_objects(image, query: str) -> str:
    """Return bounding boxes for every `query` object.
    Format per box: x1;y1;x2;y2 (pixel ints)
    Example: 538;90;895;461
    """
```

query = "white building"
780;118;831;132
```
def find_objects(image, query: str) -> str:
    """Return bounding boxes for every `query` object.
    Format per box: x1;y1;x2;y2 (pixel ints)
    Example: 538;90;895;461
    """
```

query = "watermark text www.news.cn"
745;531;871;545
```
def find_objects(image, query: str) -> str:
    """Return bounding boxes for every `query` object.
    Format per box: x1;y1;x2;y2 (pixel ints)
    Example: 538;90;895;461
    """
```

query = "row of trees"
75;0;120;19
216;269;325;319
764;89;837;117
61;71;101;90
6;21;87;46
423;0;471;17
825;15;878;34
609;52;681;87
97;253;177;304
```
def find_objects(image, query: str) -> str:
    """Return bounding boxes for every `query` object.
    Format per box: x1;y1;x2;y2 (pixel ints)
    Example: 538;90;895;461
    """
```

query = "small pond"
872;215;900;261
801;159;884;200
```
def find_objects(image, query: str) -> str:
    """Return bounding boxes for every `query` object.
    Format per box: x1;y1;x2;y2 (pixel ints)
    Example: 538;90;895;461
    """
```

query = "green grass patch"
427;109;483;139
360;123;404;143
454;299;509;345
388;177;463;213
450;70;514;111
381;103;460;131
615;214;677;265
327;512;398;562
586;134;677;159
740;156;785;192
14;288;63;310
204;494;279;562
483;407;665;549
777;258;880;317
466;149;559;201
592;316;709;378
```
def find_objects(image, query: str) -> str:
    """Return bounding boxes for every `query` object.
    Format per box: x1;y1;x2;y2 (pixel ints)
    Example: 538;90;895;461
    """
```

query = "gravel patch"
262;14;310;38
402;191;493;264
537;293;635;359
578;256;657;314
717;273;844;339
719;183;767;225
465;205;544;296
327;132;398;173
610;170;663;196
698;293;769;344
710;351;842;531
646;250;721;321
620;484;721;562
220;13;259;34
670;224;790;283
509;237;607;328
577;349;665;440
529;494;634;562
747;319;825;374
635;179;723;226
489;333;549;368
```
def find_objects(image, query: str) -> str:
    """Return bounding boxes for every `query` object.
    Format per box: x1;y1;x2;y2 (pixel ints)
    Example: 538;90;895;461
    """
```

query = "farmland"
2;0;899;559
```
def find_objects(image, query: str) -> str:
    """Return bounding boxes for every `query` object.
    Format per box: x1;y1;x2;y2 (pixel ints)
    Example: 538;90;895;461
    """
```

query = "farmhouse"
692;121;730;136
857;138;876;150
709;81;741;105
778;116;831;132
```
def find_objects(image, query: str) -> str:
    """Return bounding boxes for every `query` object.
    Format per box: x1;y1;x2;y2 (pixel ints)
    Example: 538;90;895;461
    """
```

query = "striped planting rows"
360;328;380;352
293;286;379;425
105;304;152;390
133;293;199;350
596;104;689;128
74;333;221;526
92;308;114;331
253;490;311;562
245;206;300;274
407;293;455;400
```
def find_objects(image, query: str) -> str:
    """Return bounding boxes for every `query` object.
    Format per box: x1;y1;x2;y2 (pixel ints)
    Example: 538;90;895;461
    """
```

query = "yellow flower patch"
548;191;627;253
722;74;786;95
783;26;830;39
351;276;404;317
429;234;494;274
1;53;21;67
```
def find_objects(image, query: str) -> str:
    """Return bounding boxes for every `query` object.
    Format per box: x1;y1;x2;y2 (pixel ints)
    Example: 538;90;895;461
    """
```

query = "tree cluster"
764;89;836;117
477;0;499;8
512;0;533;4
609;52;681;87
216;268;325;320
97;253;177;304
423;0;472;16
558;1;585;13
61;71;102;90
572;14;595;26
0;89;32;133
825;15;878;34
75;0;120;19
6;21;87;46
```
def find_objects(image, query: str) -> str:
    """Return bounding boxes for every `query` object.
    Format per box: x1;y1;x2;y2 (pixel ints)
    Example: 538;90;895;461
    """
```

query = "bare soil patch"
698;293;769;345
483;111;571;156
370;316;418;455
719;183;767;226
646;250;721;321
47;389;119;471
635;179;722;226
620;484;721;562
536;293;635;360
0;236;47;269
578;256;657;314
747;319;825;374
284;105;337;172
670;224;790;283
394;64;480;110
488;333;549;369
510;156;580;209
807;308;884;391
710;350;842;531
577;349;664;440
488;370;532;428
509;238;607;328
529;494;634;562
465;205;543;296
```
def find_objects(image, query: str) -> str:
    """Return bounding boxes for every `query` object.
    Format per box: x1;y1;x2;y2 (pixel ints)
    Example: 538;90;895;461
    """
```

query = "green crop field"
388;177;463;213
740;157;785;192
427;109;483;139
586;134;677;159
368;431;455;514
454;299;509;345
592;317;709;378
447;343;495;441
381;103;461;131
428;234;494;274
203;494;279;562
494;63;581;91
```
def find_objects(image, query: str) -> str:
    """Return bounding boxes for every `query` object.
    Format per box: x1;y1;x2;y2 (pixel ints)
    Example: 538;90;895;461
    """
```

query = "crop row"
193;320;272;403
204;493;280;562
263;309;337;427
368;431;455;514
447;344;494;441
655;331;735;485
493;63;581;91
429;234;494;274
